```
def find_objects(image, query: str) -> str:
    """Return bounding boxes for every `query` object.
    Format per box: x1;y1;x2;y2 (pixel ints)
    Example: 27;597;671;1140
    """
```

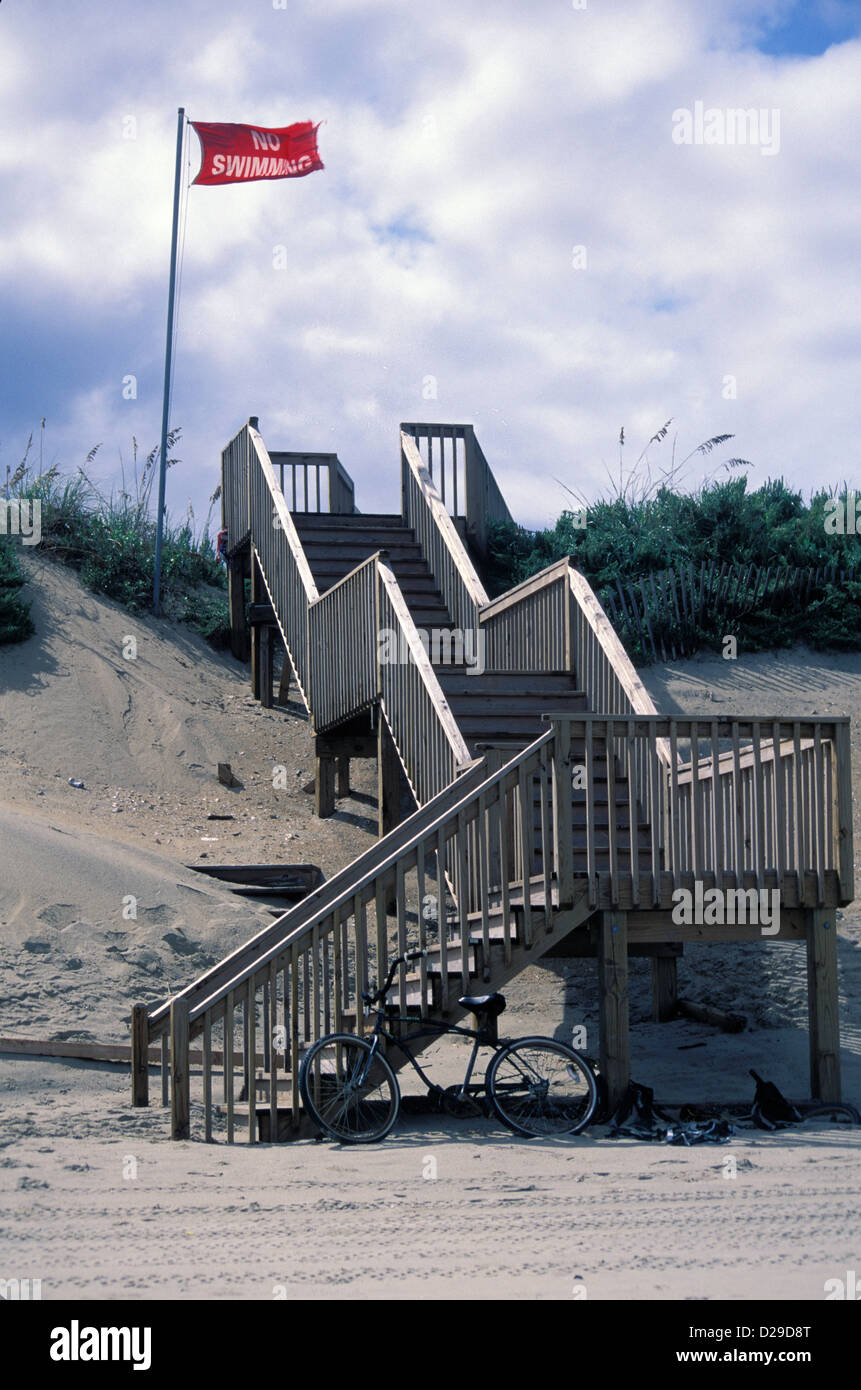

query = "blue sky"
1;0;860;534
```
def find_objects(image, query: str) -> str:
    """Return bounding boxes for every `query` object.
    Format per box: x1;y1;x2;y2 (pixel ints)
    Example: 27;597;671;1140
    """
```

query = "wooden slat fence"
601;559;861;664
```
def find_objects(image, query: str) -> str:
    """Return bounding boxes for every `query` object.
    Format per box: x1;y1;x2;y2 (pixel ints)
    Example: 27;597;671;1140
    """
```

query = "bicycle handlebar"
362;950;426;1007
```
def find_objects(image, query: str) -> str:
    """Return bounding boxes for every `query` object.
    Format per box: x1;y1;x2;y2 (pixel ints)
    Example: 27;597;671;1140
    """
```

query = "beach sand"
1;554;860;1300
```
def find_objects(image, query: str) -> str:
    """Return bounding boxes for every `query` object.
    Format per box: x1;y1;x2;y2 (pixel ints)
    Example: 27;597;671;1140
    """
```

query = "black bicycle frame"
359;1010;491;1096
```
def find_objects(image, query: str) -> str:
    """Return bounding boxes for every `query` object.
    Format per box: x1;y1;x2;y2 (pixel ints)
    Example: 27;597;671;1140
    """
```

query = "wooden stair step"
446;694;587;717
302;541;424;560
436;671;585;696
292;512;406;529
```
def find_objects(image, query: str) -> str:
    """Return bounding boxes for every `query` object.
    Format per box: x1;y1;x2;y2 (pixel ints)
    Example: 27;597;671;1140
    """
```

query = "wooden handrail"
568;567;660;719
146;754;493;1038
479;557;570;620
400;430;488;632
143;705;850;1137
269;451;356;515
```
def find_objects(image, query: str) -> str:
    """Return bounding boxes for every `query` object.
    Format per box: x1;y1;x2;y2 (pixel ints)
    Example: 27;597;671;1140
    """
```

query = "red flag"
190;120;323;186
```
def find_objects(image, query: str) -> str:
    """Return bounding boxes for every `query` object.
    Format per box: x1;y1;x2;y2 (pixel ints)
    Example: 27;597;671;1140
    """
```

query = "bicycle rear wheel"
486;1037;598;1137
299;1034;400;1143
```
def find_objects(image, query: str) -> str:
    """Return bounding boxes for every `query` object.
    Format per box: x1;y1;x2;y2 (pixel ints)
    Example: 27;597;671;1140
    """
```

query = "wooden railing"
307;555;379;729
221;419;255;550
137;709;851;1138
401;422;513;557
241;424;319;707
226;422;473;807
549;713;852;911
269;451;356;515
480;558;572;671
400;430;488;636
306;549;472;799
668;720;853;902
139;742;554;1141
377;561;473;804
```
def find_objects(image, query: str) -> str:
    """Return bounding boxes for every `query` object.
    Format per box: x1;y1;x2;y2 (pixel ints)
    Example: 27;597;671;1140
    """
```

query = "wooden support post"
485;749;502;891
833;723;854;905
259;624;273;709
170;997;190;1140
131;1003;149;1107
378;715;401;837
806;909;841;1101
651;955;678;1023
277;648;292;705
315;750;336;819
337;755;350;800
552;719;574;908
598;911;629;1113
250;554;261;701
227;555;249;662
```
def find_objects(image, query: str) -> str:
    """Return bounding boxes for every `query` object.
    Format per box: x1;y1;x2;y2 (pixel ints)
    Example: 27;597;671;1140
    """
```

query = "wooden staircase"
129;419;853;1139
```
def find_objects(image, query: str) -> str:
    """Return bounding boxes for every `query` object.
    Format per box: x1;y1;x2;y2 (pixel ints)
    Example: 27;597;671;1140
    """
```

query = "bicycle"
298;950;599;1142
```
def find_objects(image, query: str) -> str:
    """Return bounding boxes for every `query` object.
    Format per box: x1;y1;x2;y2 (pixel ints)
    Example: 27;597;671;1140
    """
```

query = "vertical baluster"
606;719;619;901
302;950;311;1043
814;726;825;900
354;902;368;1038
203;1010;212;1143
752;722;766;890
669;723;681;882
649;720;662;906
538;746;552;930
710;720;723;893
373;881;387;1016
625;718;639;907
792;724;804;902
436;828;449;1003
478;788;492;971
246;977;257;1144
691;721;705;884
452;430;459;517
268;960;279;1143
225;990;235;1144
772;720;786;896
290;948;300;1124
322;921;331;1035
396;860;408;1012
518;762;533;946
311;922;321;1044
161;1032;169;1108
333;913;343;1032
455;810;470;991
499;775;512;963
281;966;290;1071
417;840;429;1019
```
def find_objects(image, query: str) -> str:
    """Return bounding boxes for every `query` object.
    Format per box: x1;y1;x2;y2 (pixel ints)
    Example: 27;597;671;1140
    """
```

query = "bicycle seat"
459;992;506;1018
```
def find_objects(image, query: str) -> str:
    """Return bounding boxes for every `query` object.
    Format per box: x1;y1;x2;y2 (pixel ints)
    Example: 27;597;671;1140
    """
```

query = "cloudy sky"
1;0;859;533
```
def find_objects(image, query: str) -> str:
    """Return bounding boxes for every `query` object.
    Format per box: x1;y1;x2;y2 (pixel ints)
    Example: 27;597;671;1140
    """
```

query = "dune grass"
484;426;861;662
1;430;230;647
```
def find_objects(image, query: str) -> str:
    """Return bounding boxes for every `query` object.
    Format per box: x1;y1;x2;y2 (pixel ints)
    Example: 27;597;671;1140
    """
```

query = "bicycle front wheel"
486;1038;598;1138
299;1034;400;1143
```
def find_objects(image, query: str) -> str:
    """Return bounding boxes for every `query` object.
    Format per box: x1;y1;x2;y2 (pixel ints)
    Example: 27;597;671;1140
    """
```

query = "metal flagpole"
153;106;186;616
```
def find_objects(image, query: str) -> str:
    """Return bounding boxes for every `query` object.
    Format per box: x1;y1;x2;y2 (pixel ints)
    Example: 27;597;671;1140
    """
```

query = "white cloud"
0;0;859;536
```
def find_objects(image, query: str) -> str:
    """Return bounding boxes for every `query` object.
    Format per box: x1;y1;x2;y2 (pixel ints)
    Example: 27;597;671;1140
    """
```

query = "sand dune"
1;555;860;1300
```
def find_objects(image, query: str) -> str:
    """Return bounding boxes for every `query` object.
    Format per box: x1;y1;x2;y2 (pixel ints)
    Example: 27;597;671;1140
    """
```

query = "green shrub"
4;431;227;646
485;429;861;662
0;538;34;644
